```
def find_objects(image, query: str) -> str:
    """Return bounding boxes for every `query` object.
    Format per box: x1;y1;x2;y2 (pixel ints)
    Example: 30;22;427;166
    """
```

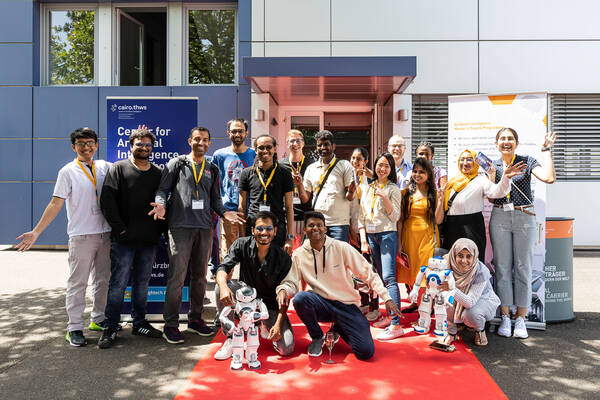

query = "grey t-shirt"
155;155;226;229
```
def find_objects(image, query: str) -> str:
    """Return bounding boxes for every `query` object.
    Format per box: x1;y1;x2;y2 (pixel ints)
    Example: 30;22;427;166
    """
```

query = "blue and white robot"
219;286;269;371
409;256;456;339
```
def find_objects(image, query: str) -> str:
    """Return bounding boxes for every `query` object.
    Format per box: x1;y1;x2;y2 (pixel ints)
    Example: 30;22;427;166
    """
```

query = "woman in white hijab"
440;238;500;346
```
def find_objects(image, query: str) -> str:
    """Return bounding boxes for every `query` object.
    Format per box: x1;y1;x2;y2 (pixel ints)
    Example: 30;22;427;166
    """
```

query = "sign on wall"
448;93;548;328
107;96;198;318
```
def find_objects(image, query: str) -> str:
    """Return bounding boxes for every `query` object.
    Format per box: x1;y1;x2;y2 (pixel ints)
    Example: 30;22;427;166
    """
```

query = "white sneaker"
376;325;405;341
498;314;512;338
373;316;391;329
214;338;233;360
513;316;529;339
366;309;381;322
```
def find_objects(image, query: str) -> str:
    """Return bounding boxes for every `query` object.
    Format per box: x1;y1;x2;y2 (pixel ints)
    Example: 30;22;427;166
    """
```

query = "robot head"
236;286;257;303
428;256;447;271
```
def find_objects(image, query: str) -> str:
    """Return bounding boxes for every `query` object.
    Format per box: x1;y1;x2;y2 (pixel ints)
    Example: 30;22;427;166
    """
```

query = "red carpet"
175;308;507;400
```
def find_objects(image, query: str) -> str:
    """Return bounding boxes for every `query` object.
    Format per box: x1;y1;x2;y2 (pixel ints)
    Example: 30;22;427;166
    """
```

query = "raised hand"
543;131;557;148
504;160;527;178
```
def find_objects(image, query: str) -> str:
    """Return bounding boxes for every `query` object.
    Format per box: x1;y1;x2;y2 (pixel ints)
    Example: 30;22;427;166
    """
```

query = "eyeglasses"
74;141;96;148
255;225;274;232
257;145;273;151
229;129;245;134
389;144;405;148
288;139;303;144
134;142;153;148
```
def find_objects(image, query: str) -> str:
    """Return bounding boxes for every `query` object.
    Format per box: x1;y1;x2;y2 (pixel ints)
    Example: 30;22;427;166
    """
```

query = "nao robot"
409;256;456;340
219;285;269;371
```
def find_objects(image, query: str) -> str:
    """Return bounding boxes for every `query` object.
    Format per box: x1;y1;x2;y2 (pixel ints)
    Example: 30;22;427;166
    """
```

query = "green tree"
188;10;235;84
49;11;95;85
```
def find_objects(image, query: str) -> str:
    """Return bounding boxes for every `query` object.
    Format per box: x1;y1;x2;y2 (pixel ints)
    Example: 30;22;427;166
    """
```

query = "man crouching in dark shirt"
214;210;294;359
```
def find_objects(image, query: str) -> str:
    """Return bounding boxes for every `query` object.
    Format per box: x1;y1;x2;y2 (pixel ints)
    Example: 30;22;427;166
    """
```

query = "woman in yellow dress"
397;157;445;312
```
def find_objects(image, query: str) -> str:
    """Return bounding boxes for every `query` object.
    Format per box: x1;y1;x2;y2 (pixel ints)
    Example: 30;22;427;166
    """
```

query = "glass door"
287;112;323;158
118;10;144;86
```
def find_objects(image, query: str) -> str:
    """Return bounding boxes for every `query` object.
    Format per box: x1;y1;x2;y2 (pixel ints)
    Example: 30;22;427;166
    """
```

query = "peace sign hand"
543;131;557;148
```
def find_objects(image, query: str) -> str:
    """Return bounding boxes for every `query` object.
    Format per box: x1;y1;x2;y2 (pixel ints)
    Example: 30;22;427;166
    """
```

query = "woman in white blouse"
358;152;404;340
442;149;525;261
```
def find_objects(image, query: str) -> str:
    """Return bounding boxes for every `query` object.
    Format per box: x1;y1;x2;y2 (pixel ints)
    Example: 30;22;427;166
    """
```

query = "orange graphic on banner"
543;114;548;127
488;95;516;105
546;220;573;239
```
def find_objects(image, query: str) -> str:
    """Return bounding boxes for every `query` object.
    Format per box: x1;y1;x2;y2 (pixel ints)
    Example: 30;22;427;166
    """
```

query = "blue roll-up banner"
106;96;198;320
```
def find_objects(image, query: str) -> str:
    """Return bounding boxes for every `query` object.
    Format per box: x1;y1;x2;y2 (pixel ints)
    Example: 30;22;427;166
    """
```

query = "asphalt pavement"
0;246;598;400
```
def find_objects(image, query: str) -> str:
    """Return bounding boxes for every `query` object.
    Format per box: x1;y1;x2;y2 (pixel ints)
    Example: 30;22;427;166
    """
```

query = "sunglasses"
254;225;274;232
257;145;274;151
134;142;153;148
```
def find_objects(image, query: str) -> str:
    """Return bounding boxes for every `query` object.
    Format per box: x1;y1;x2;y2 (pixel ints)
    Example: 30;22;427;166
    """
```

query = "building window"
46;8;96;85
411;95;449;170
187;7;236;85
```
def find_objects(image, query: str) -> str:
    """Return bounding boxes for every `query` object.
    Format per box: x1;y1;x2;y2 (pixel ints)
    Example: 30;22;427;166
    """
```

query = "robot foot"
433;329;446;337
414;326;429;335
230;359;243;371
247;359;261;370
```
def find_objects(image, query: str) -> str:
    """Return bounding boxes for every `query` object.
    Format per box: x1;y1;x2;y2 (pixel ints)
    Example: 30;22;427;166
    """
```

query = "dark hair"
373;152;397;184
70;127;98;144
352;147;369;160
495;127;519;142
253;134;278;165
227;118;248;132
315;130;335;144
416;141;434;156
129;129;156;146
190;126;210;139
304;211;326;226
252;210;278;227
401;157;437;223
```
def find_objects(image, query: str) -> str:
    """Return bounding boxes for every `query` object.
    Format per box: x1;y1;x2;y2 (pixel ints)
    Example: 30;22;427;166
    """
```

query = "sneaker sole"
513;332;528;339
162;333;184;344
308;350;322;357
186;328;214;337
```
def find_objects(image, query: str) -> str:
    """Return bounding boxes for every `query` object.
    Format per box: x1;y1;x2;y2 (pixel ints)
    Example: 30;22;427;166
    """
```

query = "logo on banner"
111;104;118;112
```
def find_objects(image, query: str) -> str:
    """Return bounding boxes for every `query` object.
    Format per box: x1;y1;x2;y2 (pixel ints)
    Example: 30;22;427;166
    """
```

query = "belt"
493;204;536;216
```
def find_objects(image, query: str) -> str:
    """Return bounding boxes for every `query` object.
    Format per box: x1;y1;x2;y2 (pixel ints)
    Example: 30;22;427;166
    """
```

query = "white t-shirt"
447;174;511;216
53;159;112;237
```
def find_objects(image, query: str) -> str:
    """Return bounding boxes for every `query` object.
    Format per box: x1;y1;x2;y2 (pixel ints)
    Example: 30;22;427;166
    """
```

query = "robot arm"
251;299;270;323
443;270;457;306
219;305;237;333
409;266;427;302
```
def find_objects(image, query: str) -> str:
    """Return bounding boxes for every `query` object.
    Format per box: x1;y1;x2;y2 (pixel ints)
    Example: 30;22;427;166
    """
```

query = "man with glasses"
388;135;412;190
150;127;245;344
212;119;256;260
278;129;315;249
213;210;294;361
238;135;295;254
98;127;163;349
15;127;112;347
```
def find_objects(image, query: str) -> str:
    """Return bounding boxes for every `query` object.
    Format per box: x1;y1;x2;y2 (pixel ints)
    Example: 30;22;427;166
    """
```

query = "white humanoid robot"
219;285;269;370
409;256;456;339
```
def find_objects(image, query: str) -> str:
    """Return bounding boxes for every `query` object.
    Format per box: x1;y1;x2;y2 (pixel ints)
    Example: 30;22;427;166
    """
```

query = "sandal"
442;333;457;346
474;330;488;346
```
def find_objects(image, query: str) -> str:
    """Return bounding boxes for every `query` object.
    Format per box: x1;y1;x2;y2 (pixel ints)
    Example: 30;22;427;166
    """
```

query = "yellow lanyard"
355;172;364;200
370;180;387;220
290;156;304;195
76;158;98;203
396;162;406;180
504;154;516;201
256;163;278;203
316;157;336;194
191;157;206;199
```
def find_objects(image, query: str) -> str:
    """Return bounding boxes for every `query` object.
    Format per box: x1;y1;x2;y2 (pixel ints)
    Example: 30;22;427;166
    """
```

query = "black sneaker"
66;330;87;347
132;321;162;338
163;327;184;344
308;336;325;357
98;327;118;349
187;320;214;336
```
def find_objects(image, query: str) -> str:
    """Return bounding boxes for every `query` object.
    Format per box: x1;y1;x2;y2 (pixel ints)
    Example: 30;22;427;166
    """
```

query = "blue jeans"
293;291;374;360
327;225;350;242
105;242;156;329
368;231;401;325
489;207;537;308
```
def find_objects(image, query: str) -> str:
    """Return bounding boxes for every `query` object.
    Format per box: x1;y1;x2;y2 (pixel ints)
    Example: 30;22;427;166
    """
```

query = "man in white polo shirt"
15;127;112;347
296;130;355;242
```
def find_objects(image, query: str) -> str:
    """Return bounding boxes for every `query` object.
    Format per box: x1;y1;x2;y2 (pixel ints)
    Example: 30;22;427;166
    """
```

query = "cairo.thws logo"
111;104;118;112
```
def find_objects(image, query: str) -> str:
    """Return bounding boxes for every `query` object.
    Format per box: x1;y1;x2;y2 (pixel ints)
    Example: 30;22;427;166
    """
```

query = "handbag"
396;251;410;270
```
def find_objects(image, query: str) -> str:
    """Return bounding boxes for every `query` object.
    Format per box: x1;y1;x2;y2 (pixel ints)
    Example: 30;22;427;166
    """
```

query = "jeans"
368;231;401;325
327;225;350;242
489;207;537;308
293;291;374;360
104;242;156;329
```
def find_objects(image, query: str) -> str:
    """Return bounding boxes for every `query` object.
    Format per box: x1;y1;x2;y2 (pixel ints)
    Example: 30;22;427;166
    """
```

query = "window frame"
183;2;238;86
40;4;99;86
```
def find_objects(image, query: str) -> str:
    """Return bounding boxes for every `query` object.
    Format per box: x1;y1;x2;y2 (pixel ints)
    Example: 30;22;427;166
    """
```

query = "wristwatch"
287;234;295;241
541;146;551;152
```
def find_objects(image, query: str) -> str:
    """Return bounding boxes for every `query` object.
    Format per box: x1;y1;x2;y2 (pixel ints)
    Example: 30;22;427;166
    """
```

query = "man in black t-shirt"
98;128;163;348
238;134;295;254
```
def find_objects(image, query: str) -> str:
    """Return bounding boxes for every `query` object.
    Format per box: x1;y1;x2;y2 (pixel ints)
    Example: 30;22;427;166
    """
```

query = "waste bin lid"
546;217;574;221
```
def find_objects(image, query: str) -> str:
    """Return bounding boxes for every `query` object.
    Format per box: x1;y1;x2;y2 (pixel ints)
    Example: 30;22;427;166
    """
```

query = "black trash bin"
545;217;575;323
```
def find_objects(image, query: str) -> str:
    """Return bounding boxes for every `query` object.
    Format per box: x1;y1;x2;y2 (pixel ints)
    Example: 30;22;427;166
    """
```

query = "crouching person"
276;211;402;361
214;211;294;360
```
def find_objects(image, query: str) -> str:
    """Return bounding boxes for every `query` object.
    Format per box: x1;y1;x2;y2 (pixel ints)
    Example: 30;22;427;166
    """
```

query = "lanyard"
76;158;98;203
370;180;387;220
291;156;304;195
190;157;206;199
503;155;516;201
316;157;336;194
311;245;326;278
256;163;278;203
354;171;365;200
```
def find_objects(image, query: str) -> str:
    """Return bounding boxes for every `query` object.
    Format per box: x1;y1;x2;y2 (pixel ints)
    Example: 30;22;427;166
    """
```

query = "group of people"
15;118;556;361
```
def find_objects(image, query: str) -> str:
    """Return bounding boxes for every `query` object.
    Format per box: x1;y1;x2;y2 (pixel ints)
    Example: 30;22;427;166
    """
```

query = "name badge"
91;205;102;215
503;203;514;212
259;204;271;212
366;223;376;233
293;196;301;205
192;199;204;210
